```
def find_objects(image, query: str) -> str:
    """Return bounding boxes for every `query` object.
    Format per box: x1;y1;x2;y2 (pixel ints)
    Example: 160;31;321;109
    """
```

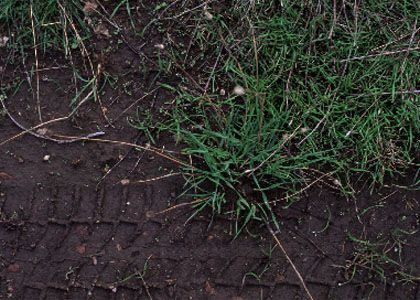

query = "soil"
0;2;419;299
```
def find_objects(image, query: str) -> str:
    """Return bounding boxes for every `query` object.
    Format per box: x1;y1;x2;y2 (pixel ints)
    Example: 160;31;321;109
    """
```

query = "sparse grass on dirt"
0;0;89;53
0;0;106;123
343;230;419;285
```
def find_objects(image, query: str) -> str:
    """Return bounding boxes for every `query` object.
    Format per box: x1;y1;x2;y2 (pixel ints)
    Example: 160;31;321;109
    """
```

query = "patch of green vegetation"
136;1;420;232
342;231;420;284
0;0;89;52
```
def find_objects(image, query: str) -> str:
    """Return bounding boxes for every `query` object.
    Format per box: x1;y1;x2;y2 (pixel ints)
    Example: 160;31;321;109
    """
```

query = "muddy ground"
0;2;419;299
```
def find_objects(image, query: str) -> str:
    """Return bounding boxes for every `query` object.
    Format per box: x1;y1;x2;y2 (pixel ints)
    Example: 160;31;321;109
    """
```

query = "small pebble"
43;155;50;162
155;44;165;50
120;179;130;185
204;10;214;20
233;85;245;96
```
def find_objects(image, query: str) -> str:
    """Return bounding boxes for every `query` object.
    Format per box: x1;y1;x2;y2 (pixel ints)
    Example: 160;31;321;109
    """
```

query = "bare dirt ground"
0;2;419;299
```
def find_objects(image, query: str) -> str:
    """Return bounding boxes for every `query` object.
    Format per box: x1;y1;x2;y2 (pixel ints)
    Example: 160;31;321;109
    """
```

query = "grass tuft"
136;1;420;233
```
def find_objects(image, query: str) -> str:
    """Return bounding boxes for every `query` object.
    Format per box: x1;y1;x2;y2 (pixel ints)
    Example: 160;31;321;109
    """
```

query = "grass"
0;0;89;53
135;1;420;233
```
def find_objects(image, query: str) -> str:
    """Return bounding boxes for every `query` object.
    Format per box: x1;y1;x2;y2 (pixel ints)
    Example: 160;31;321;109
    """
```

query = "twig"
269;172;332;204
370;31;418;53
296;114;326;147
350;89;420;97
163;1;214;20
284;64;295;110
267;224;315;300
247;17;265;143
61;7;79;97
122;172;183;185
112;88;158;124
157;0;183;18
399;18;418;76
59;0;112;130
339;46;420;63
152;198;205;216
169;58;206;93
45;136;193;169
328;0;337;39
0;89;96;146
216;28;246;86
204;49;222;94
2;100;104;144
58;1;94;73
30;1;42;122
97;135;141;188
244;126;301;176
95;63;114;127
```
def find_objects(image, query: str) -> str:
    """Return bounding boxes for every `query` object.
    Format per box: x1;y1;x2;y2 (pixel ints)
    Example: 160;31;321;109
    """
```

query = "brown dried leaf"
165;278;176;285
120;179;130;186
275;273;285;283
0;172;12;179
75;244;86;254
36;128;49;136
0;36;9;48
83;1;98;14
94;23;110;37
205;281;216;295
76;225;89;236
7;263;20;273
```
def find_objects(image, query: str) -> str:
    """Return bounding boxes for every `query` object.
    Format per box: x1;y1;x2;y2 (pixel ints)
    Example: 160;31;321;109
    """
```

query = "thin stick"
267;224;315;300
58;1;94;72
152;198;204;216
30;1;42;122
0;89;94;146
50;136;193;169
157;0;183;18
58;1;111;130
170;58;206;93
328;0;337;39
248;17;265;143
297;114;327;147
164;1;214;20
204;49;222;93
339;46;420;63
245;126;301;176
112;88;158;124
269;172;331;204
95;63;114;127
0;102;192;168
1;97;104;144
60;3;78;96
123;172;183;184
350;89;420;97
